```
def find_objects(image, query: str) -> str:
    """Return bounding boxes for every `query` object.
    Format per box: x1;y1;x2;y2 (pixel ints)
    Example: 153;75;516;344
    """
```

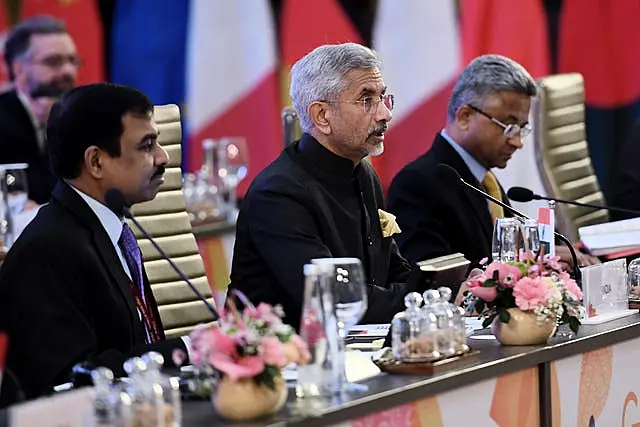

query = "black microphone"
436;164;582;283
105;188;219;320
507;186;640;217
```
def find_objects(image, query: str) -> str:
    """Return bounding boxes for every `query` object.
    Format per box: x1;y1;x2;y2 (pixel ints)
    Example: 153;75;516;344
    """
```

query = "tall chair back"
129;104;215;338
533;73;609;241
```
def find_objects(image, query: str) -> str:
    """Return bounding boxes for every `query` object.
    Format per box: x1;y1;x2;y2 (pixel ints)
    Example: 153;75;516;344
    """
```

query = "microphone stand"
530;194;640;217
123;209;219;320
456;176;583;285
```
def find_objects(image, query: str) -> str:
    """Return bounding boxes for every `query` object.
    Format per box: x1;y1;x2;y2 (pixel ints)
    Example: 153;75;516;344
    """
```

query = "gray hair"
447;54;537;122
290;42;381;133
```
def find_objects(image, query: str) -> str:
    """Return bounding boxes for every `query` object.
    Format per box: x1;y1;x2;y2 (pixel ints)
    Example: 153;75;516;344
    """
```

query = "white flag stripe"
373;0;461;124
186;0;277;132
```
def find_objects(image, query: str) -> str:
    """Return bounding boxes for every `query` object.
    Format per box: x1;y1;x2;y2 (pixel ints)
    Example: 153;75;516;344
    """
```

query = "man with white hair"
229;42;417;330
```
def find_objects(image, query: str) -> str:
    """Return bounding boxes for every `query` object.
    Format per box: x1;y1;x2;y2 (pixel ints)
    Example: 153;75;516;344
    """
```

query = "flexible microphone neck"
105;189;219;320
508;186;640;217
437;164;582;284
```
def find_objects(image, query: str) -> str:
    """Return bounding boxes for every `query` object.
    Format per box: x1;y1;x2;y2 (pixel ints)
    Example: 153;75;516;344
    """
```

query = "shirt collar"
296;133;361;179
68;183;123;248
440;129;488;183
16;89;45;150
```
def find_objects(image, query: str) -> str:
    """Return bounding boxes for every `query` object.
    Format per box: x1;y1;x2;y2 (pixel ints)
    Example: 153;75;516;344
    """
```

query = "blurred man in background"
0;15;78;205
229;43;420;330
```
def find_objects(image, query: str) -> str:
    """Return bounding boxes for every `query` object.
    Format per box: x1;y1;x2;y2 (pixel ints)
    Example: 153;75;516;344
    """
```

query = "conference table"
2;314;640;426
175;313;640;427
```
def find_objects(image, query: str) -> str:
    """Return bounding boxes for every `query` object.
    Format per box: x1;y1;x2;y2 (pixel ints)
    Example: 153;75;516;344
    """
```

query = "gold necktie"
482;171;504;222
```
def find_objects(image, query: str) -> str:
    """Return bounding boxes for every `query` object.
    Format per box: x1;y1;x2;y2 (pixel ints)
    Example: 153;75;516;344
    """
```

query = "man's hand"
556;245;600;271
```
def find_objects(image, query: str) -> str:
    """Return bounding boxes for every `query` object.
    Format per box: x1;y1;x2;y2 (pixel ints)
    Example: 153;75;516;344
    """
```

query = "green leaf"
482;312;498;328
253;364;280;391
568;317;581;334
475;299;486;314
499;309;511;324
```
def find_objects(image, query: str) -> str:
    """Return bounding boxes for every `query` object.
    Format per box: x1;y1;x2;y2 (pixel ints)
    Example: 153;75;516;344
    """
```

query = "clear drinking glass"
311;257;368;394
629;258;640;303
522;218;541;256
216;137;248;222
491;217;520;262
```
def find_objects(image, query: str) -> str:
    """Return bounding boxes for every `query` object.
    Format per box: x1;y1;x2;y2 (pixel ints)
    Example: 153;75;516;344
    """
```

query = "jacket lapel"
431;134;494;245
51;182;142;340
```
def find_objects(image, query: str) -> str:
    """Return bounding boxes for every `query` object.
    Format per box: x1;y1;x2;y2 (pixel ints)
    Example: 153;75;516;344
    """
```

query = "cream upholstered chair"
533;73;609;242
129;104;215;339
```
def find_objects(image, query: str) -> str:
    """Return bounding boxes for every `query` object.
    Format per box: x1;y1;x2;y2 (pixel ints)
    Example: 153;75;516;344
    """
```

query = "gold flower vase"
490;308;556;345
213;374;288;421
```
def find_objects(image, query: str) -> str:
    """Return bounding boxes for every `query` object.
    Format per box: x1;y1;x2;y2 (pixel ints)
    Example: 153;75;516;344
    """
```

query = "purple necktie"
118;222;144;294
118;223;162;342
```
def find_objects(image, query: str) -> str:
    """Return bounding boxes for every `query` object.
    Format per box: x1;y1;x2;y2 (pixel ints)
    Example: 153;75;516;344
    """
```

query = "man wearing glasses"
0;16;79;205
387;55;537;268
229;43;418;330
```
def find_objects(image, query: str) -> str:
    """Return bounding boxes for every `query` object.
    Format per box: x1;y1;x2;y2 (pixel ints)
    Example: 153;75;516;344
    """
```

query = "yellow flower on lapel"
378;209;401;238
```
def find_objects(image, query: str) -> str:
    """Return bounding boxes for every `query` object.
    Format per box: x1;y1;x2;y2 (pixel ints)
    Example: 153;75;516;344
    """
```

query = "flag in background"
558;0;640;200
186;0;281;197
373;0;460;190
20;0;104;84
279;0;362;108
0;0;10;91
460;0;551;218
110;0;188;106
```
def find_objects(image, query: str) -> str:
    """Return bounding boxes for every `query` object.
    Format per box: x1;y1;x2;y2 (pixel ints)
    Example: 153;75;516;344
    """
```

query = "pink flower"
207;327;238;358
290;334;311;365
260;336;287;367
470;285;498;302
479;257;489;265
463;268;486;290
485;262;522;287
172;349;186;367
563;278;583;301
210;354;265;381
513;277;551;310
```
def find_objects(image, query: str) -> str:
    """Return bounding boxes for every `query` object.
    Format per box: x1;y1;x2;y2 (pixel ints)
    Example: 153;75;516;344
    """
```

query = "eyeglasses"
30;55;82;69
467;104;532;138
323;93;395;114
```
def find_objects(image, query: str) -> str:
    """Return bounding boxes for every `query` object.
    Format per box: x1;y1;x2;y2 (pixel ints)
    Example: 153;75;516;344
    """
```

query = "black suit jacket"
387;132;511;266
0;181;186;406
610;118;640;221
0;90;56;205
229;134;415;330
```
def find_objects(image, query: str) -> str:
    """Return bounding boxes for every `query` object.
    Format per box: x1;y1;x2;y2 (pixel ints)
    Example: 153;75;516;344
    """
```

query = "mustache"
30;78;74;99
152;166;165;178
368;122;388;137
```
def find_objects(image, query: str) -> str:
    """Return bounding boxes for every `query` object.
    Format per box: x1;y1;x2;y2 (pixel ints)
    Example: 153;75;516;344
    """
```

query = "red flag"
559;0;640;107
460;0;550;78
0;1;11;90
20;0;104;84
373;0;460;190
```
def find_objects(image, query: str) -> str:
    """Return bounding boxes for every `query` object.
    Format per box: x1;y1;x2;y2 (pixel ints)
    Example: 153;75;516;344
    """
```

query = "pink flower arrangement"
174;292;311;391
464;251;585;333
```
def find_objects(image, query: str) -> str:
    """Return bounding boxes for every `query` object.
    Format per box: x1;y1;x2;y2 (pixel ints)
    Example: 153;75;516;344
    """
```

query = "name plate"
580;259;635;324
10;388;95;427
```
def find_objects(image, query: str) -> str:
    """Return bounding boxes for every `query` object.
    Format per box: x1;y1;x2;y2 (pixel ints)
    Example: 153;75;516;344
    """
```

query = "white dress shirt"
68;184;191;352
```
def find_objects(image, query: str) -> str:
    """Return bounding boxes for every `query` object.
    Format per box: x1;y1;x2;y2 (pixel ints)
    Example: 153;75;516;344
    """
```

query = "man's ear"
84;146;103;178
309;101;332;135
455;105;474;131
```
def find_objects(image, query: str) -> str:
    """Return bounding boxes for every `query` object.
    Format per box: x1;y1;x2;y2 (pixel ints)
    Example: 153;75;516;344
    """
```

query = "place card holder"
580;259;636;324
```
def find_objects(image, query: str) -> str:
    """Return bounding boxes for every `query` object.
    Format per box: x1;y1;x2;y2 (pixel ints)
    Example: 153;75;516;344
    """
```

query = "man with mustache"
387;55;598;271
0;83;188;406
0;16;78;205
229;43;419;330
